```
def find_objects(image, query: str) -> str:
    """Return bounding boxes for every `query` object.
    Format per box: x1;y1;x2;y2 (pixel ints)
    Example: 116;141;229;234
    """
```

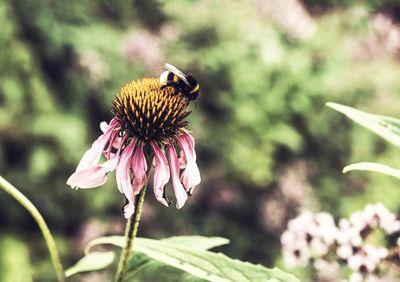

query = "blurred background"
1;0;400;281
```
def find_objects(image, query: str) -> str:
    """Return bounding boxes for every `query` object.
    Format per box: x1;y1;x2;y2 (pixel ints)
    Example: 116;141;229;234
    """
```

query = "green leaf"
343;162;400;179
161;236;230;250
125;236;229;281
126;253;204;282
87;236;299;282
65;251;115;278
326;102;400;148
85;236;229;254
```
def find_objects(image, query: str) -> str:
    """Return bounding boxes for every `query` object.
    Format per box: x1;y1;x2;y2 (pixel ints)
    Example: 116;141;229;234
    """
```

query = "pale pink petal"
109;118;120;128
116;139;136;195
102;119;124;160
76;132;111;171
100;121;109;133
111;136;123;150
103;130;119;160
151;142;170;207
180;129;196;158
131;141;148;195
67;156;119;189
76;118;120;171
116;139;147;218
176;131;201;194
100;118;119;133
167;144;188;208
178;154;187;169
124;198;136;219
68;121;124;189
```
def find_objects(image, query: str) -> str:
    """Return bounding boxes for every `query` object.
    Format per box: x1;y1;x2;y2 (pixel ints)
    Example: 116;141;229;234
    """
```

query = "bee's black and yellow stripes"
159;64;200;102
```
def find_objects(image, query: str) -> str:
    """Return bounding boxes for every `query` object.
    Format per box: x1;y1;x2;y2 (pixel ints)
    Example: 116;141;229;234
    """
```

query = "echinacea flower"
67;78;200;218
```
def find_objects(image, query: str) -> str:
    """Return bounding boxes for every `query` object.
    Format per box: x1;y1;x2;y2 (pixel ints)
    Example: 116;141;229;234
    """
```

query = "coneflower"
67;78;200;218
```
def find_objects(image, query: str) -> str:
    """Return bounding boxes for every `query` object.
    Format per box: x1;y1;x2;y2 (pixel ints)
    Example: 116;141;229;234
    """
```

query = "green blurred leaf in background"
2;0;400;280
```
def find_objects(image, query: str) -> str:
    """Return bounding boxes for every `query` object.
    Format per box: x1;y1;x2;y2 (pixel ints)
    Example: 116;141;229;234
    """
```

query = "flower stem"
0;175;65;282
114;185;147;282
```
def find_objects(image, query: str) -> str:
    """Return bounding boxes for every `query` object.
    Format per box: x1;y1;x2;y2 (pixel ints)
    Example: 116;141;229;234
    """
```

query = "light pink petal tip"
75;131;111;172
100;121;109;133
151;142;170;207
168;144;188;208
76;118;119;170
176;131;201;194
67;157;118;189
124;200;136;219
67;118;121;189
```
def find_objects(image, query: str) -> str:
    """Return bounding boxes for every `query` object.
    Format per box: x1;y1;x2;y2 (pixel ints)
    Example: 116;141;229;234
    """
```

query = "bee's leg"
161;85;178;96
167;86;181;96
160;83;181;96
172;88;180;96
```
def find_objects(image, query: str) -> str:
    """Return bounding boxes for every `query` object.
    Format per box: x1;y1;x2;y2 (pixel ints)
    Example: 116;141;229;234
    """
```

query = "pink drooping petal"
116;140;136;218
167;144;188;208
180;129;196;158
176;131;201;194
67;156;119;189
103;130;118;160
111;136;123;151
76;132;111;171
100;121;109;133
102;119;124;160
76;118;120;171
124;198;136;219
151;142;170;207
131;141;148;196
100;118;119;133
178;154;187;169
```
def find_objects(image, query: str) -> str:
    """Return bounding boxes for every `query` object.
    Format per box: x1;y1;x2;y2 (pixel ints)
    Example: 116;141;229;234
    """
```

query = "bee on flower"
67;77;201;218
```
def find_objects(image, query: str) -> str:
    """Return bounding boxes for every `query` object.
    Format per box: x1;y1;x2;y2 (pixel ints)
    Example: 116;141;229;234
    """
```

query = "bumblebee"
159;63;200;101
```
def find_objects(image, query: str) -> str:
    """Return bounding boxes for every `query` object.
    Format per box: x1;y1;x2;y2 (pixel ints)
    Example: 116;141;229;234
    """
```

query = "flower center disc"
112;78;190;142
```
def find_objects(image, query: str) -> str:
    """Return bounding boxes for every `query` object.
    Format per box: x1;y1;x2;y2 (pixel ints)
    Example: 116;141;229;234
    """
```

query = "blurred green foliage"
1;0;400;280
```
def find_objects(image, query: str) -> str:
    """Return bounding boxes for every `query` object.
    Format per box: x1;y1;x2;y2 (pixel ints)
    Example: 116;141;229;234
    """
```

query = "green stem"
114;185;147;282
0;175;65;282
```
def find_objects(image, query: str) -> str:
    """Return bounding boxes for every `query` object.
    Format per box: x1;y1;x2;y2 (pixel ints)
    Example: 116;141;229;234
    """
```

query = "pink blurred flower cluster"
281;203;400;281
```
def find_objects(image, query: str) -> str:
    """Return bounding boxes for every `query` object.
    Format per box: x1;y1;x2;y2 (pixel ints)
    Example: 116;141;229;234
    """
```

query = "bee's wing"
164;63;190;85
